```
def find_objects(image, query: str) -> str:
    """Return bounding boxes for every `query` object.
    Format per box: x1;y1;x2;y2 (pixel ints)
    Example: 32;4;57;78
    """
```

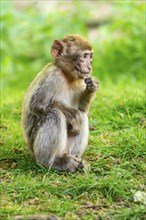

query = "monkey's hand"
84;77;99;92
51;102;82;136
67;109;82;136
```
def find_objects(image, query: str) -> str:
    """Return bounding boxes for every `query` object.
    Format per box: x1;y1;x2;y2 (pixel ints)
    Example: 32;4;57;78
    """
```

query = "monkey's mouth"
75;64;91;77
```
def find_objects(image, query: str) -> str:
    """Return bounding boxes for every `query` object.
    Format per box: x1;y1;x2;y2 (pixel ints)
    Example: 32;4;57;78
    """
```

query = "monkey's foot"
78;160;91;173
53;154;81;173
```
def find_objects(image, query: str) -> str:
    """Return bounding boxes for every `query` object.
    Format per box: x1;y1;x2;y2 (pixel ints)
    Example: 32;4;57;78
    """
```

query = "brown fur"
62;34;92;51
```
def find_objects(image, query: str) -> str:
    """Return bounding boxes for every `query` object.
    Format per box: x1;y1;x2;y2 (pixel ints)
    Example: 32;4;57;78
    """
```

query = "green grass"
0;1;146;219
1;78;145;220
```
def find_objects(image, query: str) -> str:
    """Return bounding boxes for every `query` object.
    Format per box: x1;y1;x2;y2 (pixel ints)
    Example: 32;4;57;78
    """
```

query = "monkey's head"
51;35;93;79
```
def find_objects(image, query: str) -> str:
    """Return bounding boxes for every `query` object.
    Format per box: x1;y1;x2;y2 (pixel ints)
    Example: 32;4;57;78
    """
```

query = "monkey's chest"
56;89;82;109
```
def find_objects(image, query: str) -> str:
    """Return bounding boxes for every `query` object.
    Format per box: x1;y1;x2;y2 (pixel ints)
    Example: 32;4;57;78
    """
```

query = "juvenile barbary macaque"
21;34;99;172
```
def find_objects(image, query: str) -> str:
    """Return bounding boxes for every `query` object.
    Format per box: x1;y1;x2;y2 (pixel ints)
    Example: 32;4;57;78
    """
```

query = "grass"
0;1;146;219
1;77;145;220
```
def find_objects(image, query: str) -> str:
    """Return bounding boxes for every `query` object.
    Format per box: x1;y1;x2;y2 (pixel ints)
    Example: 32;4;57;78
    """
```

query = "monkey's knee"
33;109;67;167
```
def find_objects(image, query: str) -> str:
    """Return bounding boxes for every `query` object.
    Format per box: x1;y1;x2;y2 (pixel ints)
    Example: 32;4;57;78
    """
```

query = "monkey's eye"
83;53;88;58
90;53;93;59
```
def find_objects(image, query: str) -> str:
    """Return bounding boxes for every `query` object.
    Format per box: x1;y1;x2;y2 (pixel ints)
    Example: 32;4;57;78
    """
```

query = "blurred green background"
1;0;145;98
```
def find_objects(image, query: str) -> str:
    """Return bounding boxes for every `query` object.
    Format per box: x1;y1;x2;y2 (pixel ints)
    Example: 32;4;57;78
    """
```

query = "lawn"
0;1;146;220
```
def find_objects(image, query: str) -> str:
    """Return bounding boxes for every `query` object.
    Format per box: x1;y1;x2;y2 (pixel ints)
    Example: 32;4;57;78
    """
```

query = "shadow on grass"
0;147;50;175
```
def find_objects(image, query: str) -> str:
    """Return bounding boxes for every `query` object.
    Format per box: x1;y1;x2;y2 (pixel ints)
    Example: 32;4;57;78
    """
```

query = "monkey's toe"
67;155;82;173
78;160;91;173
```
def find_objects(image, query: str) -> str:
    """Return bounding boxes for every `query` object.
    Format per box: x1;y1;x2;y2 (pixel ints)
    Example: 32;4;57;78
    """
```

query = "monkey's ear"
51;40;63;58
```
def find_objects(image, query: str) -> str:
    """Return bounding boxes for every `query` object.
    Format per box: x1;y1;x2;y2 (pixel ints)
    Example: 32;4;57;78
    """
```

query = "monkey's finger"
87;85;97;91
73;156;81;163
87;81;94;85
87;83;95;88
84;77;92;81
84;77;92;83
85;81;93;86
78;160;91;173
69;154;81;163
86;80;93;85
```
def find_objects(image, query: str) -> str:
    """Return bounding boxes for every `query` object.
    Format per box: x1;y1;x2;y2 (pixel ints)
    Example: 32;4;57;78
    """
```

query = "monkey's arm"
52;101;82;135
29;86;50;115
28;75;82;135
30;93;82;135
28;71;66;115
79;77;99;114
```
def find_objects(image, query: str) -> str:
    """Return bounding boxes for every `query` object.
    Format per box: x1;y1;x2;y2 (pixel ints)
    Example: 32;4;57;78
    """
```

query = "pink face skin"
76;50;93;79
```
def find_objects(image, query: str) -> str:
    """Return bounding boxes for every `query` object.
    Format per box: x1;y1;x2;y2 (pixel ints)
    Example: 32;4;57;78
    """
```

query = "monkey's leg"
33;108;82;172
67;112;89;158
33;108;67;167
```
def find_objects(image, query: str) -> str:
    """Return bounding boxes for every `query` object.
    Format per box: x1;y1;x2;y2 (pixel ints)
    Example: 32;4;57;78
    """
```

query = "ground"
1;77;145;219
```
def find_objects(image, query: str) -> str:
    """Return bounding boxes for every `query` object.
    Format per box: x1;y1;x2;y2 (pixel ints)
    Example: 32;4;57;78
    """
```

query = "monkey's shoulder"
30;64;63;86
42;64;62;77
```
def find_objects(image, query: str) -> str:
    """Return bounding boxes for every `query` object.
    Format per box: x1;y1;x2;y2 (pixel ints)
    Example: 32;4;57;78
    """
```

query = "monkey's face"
74;50;93;79
51;35;93;79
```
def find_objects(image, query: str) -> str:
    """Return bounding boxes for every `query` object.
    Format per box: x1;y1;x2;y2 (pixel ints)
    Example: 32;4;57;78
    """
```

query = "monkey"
21;34;99;173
